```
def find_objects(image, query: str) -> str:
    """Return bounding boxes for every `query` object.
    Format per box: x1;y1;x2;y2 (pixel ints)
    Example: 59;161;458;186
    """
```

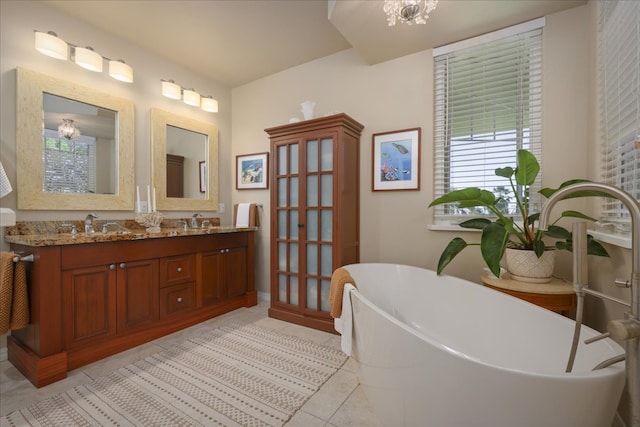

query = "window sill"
427;224;481;232
427;225;632;250
589;230;632;250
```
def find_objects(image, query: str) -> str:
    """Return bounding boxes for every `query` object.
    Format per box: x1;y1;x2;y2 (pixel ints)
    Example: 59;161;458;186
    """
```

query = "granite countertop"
4;219;258;247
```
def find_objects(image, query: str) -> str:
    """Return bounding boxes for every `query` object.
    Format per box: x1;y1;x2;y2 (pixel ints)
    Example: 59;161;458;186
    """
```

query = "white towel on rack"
235;203;251;228
0;162;12;198
334;284;356;356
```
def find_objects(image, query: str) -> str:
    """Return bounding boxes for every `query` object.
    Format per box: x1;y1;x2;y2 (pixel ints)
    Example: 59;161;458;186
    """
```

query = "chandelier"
58;119;81;140
383;0;438;26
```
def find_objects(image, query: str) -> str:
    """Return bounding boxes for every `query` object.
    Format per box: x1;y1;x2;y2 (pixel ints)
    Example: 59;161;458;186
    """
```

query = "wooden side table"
481;274;576;315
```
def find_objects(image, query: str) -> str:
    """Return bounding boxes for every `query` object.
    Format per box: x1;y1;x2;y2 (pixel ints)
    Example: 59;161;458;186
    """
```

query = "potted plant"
428;149;609;281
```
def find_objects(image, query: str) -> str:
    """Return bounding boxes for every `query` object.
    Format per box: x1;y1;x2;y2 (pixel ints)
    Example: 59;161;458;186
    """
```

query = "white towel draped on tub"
334;284;356;356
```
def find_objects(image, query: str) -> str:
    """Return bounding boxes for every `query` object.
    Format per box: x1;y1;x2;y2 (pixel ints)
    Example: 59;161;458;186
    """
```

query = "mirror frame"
16;67;135;210
151;108;219;211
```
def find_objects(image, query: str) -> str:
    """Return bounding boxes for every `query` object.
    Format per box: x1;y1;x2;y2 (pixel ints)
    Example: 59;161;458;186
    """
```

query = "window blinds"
599;0;640;229
43;129;97;194
433;21;543;224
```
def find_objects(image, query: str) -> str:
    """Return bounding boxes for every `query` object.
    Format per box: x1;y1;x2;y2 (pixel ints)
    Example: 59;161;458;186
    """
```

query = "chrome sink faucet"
84;213;98;234
191;213;202;229
539;182;640;427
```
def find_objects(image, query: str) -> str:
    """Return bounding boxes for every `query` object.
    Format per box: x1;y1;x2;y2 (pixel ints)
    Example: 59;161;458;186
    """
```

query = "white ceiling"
41;0;587;88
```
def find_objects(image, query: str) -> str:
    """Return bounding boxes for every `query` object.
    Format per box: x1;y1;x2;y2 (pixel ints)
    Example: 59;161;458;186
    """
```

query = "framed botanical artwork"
199;161;206;193
372;127;421;191
236;152;269;190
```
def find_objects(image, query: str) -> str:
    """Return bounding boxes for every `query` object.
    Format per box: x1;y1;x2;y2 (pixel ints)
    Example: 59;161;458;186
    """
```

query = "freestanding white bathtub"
341;263;626;427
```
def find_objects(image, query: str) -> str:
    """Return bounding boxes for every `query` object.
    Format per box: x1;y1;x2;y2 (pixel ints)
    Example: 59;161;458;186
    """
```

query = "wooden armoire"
265;113;363;332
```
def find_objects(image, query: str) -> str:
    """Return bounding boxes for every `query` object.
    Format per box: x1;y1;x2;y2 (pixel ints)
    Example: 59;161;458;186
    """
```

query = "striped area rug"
2;323;347;427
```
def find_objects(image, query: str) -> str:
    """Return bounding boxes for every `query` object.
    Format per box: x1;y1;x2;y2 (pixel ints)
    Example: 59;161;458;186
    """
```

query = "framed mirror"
151;108;219;211
16;67;134;210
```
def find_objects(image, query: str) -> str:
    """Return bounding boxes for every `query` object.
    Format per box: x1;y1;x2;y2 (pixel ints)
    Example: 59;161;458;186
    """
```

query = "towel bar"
12;254;34;262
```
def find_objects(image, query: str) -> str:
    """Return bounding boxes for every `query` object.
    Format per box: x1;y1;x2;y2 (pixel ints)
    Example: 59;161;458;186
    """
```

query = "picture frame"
236;152;269;190
372;127;421;191
199;161;206;193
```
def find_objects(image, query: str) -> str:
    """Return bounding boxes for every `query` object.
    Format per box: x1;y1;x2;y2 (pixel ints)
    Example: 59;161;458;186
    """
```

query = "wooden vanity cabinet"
7;231;256;388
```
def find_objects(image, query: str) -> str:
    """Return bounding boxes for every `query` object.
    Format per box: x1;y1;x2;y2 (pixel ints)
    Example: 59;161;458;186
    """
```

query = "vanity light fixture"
182;88;201;107
34;31;67;60
160;79;218;113
161;80;182;100
74;46;103;72
201;96;219;113
34;30;133;83
108;60;134;83
58;118;81;140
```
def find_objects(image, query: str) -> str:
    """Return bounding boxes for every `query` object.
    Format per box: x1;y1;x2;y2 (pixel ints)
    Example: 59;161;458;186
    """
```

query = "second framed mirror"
151;108;219;211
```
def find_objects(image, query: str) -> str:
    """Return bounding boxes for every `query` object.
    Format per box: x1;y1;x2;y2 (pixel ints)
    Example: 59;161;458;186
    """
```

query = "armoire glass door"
274;136;334;313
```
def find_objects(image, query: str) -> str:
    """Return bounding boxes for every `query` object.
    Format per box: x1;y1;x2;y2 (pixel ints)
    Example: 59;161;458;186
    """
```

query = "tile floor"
0;300;383;427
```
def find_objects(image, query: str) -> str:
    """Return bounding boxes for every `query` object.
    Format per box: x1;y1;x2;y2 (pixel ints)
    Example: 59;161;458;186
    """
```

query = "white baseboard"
0;347;7;362
257;291;270;302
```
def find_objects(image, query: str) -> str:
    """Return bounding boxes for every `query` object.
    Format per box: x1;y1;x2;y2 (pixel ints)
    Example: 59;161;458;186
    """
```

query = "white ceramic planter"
504;248;555;283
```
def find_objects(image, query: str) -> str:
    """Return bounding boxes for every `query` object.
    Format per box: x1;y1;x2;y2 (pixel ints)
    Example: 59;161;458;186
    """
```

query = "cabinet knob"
176;297;183;303
177;267;183;272
220;249;225;253
226;249;230;253
109;264;116;270
119;262;126;269
298;223;305;228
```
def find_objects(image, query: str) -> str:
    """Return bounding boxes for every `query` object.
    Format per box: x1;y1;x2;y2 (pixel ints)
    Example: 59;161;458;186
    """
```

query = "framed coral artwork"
372;128;421;191
236;152;268;190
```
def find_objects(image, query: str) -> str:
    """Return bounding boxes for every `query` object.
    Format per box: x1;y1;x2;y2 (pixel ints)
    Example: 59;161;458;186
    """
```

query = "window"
598;0;640;232
432;19;544;225
42;129;97;194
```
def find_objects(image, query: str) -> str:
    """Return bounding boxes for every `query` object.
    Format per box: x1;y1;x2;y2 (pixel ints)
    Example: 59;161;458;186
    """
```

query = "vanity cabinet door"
116;259;159;333
62;265;117;349
226;246;248;297
201;246;248;305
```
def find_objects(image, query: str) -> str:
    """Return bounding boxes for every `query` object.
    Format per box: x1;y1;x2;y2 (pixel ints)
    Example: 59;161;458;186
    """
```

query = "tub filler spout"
539;182;640;427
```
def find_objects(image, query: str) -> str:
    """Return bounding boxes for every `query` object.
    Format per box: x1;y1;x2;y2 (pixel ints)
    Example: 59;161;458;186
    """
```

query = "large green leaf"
560;210;598;222
533;239;547;257
480;223;509;278
429;188;496;208
544;225;572;240
495;167;514;178
539;179;614;199
587;236;610;257
436;238;468;275
555;236;610;257
514;149;540;186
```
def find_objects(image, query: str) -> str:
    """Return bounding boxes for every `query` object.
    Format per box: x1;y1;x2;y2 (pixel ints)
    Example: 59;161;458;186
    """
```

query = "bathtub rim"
343;262;626;380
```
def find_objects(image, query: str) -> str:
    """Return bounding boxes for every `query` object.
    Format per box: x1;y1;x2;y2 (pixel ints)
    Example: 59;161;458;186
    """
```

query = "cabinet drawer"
160;283;196;318
159;254;195;287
